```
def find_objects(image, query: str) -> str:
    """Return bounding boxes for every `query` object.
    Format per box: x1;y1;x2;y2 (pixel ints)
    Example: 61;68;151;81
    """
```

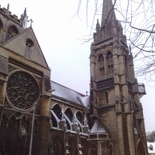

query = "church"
0;0;148;155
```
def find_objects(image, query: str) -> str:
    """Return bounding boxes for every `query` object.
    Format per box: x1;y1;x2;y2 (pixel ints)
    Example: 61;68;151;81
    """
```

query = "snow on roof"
51;81;90;108
147;142;155;154
90;119;107;134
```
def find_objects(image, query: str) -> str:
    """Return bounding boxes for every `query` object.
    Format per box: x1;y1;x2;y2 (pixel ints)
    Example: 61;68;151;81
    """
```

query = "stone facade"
0;1;148;155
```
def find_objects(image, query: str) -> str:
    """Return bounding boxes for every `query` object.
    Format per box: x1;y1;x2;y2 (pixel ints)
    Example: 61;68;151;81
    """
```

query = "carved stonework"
6;71;39;111
9;64;18;73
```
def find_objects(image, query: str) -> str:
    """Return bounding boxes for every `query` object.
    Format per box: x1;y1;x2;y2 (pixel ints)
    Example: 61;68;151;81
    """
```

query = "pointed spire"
96;19;100;32
24;7;27;16
101;0;116;26
7;4;10;10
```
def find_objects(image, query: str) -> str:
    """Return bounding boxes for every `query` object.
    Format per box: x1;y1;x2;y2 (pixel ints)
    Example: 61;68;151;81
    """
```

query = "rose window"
6;71;39;110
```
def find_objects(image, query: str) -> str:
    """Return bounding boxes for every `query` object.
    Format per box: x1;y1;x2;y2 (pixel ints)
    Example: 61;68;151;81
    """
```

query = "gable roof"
51;81;90;108
2;27;49;68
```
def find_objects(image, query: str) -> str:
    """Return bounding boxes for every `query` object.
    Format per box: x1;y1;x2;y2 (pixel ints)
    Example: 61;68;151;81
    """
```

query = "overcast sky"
1;0;155;132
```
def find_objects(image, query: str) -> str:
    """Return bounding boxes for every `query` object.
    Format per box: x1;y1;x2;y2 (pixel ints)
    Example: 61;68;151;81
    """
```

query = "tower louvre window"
97;78;114;90
107;51;113;73
98;54;104;75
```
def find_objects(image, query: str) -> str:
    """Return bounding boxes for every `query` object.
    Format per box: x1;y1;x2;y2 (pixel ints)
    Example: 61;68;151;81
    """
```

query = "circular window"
6;71;39;111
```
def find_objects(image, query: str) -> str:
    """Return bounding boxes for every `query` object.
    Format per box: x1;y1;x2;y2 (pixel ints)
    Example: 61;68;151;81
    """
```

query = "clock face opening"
6;71;39;111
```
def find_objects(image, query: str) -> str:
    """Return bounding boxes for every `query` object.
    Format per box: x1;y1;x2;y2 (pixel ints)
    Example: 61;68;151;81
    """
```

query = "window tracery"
6;71;39;111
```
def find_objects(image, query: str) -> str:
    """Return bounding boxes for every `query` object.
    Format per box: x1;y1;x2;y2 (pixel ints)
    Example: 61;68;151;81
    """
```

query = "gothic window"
76;111;83;124
6;71;39;111
98;54;104;75
107;51;113;73
53;104;62;119
5;25;19;41
1;113;8;127
105;92;109;103
25;39;34;59
65;108;73;122
76;111;83;132
8;115;17;130
65;108;73;130
51;104;62;127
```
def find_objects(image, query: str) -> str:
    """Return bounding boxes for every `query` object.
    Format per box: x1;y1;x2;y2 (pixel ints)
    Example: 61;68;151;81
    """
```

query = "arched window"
1;113;8;127
105;92;109;103
5;25;19;41
98;54;104;75
76;111;83;124
8;115;17;130
76;111;83;132
65;108;73;130
25;39;34;59
107;51;113;73
53;104;62;119
65;108;73;122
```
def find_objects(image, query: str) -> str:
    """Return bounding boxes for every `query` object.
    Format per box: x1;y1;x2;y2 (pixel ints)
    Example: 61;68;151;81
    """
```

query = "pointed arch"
76;111;83;132
76;111;83;124
107;51;114;73
98;54;105;75
65;108;73;122
105;91;109;103
1;113;8;127
25;38;34;59
5;25;19;41
52;104;62;119
8;115;18;129
65;108;73;130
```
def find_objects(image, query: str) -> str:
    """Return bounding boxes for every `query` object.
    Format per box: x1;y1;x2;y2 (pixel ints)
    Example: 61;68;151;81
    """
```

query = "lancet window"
107;51;113;73
98;54;104;75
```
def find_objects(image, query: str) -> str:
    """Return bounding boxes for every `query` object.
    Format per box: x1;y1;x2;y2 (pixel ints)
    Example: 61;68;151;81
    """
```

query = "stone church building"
0;0;148;155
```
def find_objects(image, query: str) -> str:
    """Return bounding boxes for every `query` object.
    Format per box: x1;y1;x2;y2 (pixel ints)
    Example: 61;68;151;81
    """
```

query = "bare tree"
77;0;155;81
146;131;155;142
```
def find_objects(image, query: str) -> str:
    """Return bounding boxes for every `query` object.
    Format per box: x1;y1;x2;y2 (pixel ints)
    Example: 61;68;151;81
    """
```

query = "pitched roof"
90;118;107;134
51;81;90;108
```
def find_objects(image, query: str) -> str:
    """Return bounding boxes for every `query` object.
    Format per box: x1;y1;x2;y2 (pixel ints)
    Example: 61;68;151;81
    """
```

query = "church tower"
89;0;148;155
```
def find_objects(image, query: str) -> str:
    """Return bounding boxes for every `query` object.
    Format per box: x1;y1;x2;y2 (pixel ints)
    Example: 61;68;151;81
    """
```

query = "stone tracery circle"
6;71;39;110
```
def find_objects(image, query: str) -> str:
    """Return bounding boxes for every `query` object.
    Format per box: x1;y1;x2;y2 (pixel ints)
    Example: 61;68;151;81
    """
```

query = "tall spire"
101;0;116;26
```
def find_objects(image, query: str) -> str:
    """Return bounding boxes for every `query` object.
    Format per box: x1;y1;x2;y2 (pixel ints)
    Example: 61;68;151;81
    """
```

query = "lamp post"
29;103;36;155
